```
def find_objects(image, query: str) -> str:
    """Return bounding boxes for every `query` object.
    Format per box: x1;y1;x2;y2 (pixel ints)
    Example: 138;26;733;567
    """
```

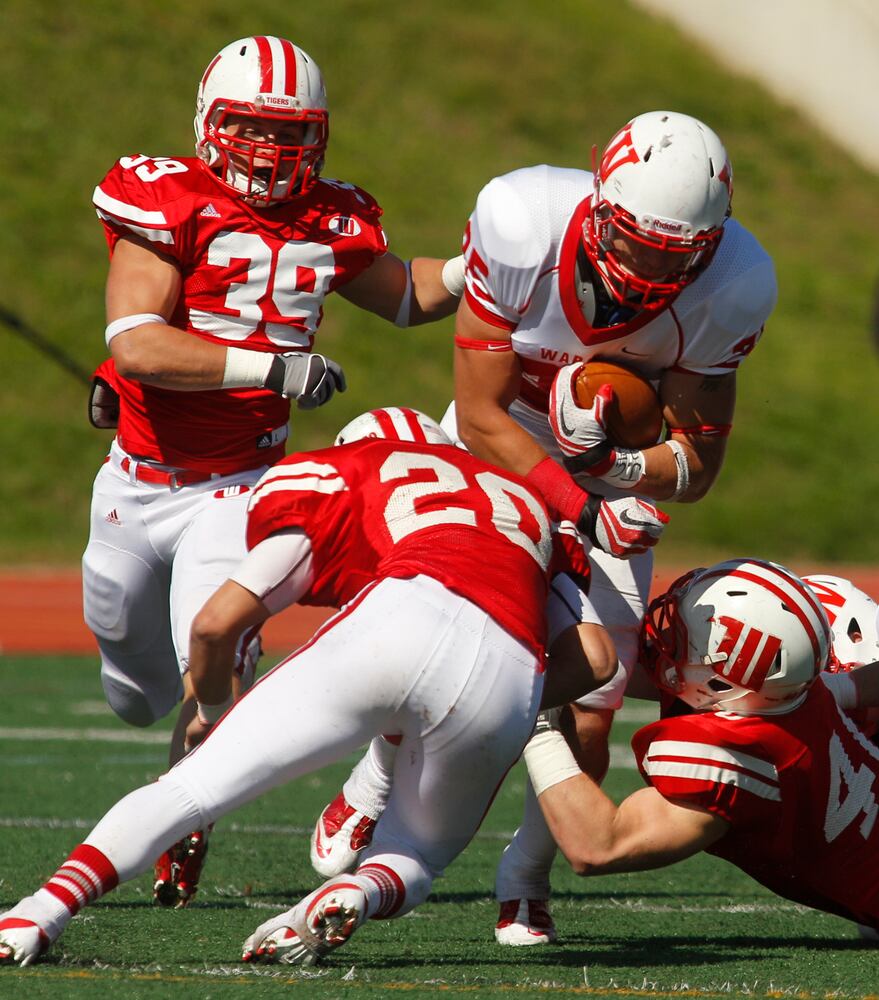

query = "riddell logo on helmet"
652;218;684;235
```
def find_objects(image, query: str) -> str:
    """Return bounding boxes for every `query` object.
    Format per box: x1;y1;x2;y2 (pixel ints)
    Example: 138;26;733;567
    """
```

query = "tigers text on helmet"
334;408;452;447
642;558;831;715
585;111;733;310
194;36;329;205
802;574;879;671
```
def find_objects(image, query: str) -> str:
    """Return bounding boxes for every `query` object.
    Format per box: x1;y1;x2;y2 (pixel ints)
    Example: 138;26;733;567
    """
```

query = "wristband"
441;254;466;297
523;727;582;797
525;456;590;524
600;448;647;490
665;439;690;501
196;692;234;724
394;260;413;328
222;347;274;389
105;312;167;347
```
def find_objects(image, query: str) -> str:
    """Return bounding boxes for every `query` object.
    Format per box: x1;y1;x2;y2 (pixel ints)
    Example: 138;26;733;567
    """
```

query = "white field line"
0;725;642;767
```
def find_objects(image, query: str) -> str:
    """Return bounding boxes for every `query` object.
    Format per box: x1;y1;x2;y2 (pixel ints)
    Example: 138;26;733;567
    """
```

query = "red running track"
2;565;878;656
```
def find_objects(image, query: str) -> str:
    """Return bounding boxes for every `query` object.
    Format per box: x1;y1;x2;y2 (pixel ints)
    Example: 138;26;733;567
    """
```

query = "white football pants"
82;441;267;726
81;575;543;916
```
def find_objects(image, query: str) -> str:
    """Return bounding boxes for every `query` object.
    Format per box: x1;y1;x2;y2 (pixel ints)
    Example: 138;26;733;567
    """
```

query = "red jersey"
94;155;388;472
633;679;879;928
245;440;554;654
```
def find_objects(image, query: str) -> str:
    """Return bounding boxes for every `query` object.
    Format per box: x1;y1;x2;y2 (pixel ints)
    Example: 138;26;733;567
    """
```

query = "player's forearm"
407;256;463;323
111;324;232;389
629;437;723;503
188;581;270;709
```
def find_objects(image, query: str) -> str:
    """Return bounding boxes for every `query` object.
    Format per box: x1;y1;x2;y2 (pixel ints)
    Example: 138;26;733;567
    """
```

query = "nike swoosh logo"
558;407;577;438
487;343;509;351
620;346;649;357
618;509;649;528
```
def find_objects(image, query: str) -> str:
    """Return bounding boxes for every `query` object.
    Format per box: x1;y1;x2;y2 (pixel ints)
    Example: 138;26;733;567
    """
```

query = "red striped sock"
40;844;119;917
356;863;405;918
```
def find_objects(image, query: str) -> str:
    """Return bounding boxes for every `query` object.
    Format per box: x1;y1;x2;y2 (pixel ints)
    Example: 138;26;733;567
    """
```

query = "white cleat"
310;792;377;878
0;915;51;967
494;898;557;946
242;879;367;966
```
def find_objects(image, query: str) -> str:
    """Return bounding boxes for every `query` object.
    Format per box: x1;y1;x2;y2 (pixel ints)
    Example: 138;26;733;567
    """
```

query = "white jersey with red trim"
633;679;879;928
462;165;777;413
94;156;388;472
245;439;554;654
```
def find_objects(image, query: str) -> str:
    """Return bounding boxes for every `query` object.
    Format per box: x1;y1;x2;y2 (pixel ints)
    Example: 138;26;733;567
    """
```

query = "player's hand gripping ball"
573;361;663;449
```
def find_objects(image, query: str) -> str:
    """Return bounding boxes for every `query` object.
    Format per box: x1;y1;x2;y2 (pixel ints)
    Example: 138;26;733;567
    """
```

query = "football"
574;360;664;448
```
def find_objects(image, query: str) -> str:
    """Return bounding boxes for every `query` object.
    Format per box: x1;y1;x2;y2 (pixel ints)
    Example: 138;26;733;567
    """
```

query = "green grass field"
2;656;878;1000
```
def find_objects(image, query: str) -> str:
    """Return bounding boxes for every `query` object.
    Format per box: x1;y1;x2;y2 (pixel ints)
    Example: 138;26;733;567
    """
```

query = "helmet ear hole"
707;677;734;694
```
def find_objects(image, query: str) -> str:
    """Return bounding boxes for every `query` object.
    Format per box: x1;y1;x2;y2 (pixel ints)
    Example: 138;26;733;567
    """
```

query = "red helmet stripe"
254;36;274;91
200;53;222;88
277;37;299;96
729;569;824;661
372;409;400;440
399;408;429;443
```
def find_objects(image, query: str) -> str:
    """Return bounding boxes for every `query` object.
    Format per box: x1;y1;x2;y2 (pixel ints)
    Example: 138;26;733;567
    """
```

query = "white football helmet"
194;36;329;205
335;407;452;446
585;111;732;309
643;558;831;715
802;574;879;671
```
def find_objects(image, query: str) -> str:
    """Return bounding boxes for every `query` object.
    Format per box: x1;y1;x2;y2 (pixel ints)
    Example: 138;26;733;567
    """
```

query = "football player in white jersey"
82;35;465;908
310;111;777;944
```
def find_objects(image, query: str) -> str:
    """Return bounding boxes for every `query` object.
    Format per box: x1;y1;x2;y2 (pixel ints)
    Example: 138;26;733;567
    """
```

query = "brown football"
574;361;664;448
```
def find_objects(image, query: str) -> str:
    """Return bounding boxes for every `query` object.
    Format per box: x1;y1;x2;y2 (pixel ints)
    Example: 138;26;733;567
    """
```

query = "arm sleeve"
230;528;315;615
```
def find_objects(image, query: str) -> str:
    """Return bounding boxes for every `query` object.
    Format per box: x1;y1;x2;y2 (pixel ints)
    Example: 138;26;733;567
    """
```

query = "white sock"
494;780;557;902
342;736;397;819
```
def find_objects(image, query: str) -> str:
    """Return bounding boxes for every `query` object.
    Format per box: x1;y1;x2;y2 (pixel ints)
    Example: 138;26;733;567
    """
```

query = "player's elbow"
110;332;158;381
190;605;236;652
558;840;612;877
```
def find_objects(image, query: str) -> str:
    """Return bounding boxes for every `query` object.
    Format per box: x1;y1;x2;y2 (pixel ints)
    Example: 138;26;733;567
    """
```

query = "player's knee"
101;671;162;727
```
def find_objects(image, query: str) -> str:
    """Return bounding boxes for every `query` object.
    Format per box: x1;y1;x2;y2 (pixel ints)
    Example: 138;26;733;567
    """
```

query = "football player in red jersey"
0;409;666;967
523;559;879;938
81;36;466;906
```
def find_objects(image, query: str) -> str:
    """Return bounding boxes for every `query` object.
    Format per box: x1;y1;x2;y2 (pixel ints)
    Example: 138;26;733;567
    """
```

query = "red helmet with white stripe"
643;559;831;715
194;36;329;205
334;407;452;447
802;574;879;671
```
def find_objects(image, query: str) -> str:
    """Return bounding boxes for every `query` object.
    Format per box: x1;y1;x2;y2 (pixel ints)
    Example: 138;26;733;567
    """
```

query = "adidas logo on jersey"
105;508;122;526
199;203;221;218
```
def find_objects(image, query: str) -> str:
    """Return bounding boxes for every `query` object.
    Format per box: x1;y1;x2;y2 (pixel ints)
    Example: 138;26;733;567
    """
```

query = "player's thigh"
375;611;541;875
169;486;253;667
587;547;652;668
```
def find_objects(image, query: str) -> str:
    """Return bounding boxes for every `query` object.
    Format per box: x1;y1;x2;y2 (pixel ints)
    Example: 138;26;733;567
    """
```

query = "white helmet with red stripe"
585;111;732;309
194;36;328;204
334;407;452;447
643;558;831;715
802;574;879;671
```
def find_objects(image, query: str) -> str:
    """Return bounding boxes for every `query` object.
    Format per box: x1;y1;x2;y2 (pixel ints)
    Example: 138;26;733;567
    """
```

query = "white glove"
265;352;346;409
579;494;668;559
548;363;615;475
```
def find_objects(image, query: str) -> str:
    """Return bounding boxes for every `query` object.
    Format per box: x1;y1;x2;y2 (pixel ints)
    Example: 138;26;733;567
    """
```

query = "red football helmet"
642;558;831;715
334;407;452;446
585;111;732;310
194;36;329;205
